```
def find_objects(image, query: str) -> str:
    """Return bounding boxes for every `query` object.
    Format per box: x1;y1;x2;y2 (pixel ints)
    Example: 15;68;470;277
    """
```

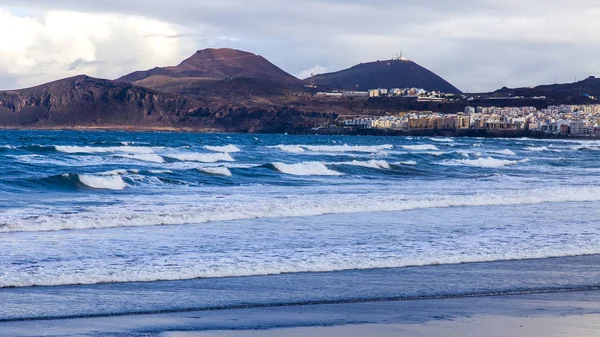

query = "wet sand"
4;290;600;336
173;315;600;337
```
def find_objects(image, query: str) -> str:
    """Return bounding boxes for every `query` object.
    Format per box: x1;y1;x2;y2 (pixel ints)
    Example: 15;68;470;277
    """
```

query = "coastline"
177;315;600;337
3;254;600;336
4;289;600;336
1;125;598;140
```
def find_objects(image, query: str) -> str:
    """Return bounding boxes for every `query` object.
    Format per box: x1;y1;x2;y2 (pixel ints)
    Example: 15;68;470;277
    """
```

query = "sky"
0;0;599;92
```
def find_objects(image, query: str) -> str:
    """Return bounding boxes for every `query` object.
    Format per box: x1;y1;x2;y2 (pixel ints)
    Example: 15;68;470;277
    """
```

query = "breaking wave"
272;162;342;176
168;152;234;163
269;144;393;153
4;185;600;233
443;157;524;168
55;145;155;154
429;137;454;142
491;149;517;156
402;144;439;151
204;145;241;153
394;161;418;166
118;153;165;163
335;160;391;169
197;166;233;176
77;174;127;190
268;145;305;153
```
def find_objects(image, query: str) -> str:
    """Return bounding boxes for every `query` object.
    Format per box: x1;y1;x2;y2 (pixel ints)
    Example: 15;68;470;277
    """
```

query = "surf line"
3;284;600;323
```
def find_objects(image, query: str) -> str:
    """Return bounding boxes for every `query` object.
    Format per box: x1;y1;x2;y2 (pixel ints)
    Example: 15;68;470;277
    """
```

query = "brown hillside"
118;48;301;85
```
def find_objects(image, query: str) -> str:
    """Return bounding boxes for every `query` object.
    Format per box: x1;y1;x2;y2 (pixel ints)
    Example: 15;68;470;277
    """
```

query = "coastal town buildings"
340;104;600;137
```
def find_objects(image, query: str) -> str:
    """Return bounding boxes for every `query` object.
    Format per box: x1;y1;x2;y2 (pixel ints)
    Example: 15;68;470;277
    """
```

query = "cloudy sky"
0;0;599;92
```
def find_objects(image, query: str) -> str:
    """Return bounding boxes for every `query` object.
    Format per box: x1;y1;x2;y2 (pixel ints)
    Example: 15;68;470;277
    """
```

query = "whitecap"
118;153;165;163
526;146;549;152
269;144;392;153
273;162;342;176
336;160;391;169
169;152;234;163
77;174;127;190
394;161;418;166
55;145;155;154
491;149;517;156
429;137;454;142
402;144;439;151
204;145;241;153
442;157;521;168
268;145;305;153
148;170;173;174
197;167;232;176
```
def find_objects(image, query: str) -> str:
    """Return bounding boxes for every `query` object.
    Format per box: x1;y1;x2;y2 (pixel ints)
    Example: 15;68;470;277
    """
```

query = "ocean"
2;130;600;334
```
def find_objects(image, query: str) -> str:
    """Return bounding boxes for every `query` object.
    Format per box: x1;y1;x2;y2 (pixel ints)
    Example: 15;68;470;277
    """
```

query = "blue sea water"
2;130;600;327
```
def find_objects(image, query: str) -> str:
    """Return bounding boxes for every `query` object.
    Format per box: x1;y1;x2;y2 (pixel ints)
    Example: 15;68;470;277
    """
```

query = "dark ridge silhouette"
305;59;462;94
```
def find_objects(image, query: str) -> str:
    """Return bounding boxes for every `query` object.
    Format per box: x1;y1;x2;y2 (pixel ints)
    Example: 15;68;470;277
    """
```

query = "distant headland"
1;48;599;138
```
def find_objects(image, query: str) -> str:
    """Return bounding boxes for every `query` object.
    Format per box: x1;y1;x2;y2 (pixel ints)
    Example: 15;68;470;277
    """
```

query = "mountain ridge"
118;48;301;85
305;59;462;94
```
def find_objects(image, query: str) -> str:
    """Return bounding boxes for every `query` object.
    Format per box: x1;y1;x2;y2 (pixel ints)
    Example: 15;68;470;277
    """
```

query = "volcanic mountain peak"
118;48;300;86
306;58;462;94
181;48;256;64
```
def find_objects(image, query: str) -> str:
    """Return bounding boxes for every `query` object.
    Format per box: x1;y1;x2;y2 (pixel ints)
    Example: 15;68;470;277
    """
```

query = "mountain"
0;75;334;132
305;59;462;94
0;75;211;128
118;48;301;86
486;76;600;104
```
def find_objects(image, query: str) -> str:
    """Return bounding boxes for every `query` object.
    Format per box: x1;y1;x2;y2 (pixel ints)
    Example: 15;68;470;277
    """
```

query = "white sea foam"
303;144;393;153
526;146;549;152
6;244;600;288
269;144;392;153
402;144;439;151
55;145;155;154
204;145;241;153
99;169;128;176
336;160;391;169
273;162;342;176
5;186;600;235
118;153;165;163
443;157;521;168
77;174;127;190
268;145;305;153
491;149;517;156
395;161;417;166
429;137;454;142
198;167;233;176
148;170;173;174
169;152;234;163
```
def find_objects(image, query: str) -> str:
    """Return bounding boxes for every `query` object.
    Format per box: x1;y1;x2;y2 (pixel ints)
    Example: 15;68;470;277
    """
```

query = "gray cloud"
1;0;600;91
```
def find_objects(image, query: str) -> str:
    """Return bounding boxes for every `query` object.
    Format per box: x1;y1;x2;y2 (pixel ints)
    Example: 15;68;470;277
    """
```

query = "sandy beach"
4;289;600;336
171;315;600;337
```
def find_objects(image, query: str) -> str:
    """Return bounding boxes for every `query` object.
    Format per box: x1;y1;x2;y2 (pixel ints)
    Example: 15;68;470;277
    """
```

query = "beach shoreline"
3;289;600;336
